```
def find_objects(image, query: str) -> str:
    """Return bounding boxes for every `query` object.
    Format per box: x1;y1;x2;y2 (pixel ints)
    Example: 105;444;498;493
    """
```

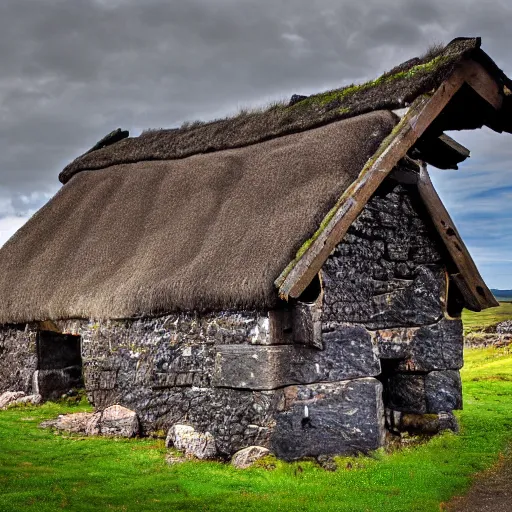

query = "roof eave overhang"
276;57;506;311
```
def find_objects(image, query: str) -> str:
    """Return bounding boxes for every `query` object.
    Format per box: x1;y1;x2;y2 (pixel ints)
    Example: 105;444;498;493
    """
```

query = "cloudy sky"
1;0;512;288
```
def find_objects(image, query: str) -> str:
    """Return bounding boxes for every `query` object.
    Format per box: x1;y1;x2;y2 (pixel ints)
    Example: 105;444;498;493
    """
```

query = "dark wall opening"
297;274;322;304
377;358;402;409
37;331;82;370
446;276;465;319
34;330;83;400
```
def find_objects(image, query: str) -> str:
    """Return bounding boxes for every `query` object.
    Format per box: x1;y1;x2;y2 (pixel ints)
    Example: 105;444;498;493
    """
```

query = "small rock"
386;410;459;435
317;454;338;472
231;446;270;469
497;321;512;335
165;425;194;448
165;453;187;465
438;411;459;433
288;94;308;106
0;391;25;409
166;424;217;460
40;412;94;433
39;405;138;437
14;394;42;406
86;405;139;438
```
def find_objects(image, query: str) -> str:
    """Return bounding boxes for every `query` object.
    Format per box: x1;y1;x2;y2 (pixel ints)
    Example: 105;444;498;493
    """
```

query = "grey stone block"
385;370;462;414
371;328;413;360
425;370;462;412
398;319;463;371
270;378;385;461
373;319;463;371
213;325;380;390
386;373;427;413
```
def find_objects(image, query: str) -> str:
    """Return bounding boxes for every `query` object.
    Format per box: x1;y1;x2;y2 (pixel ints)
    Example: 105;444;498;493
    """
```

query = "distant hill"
491;289;512;300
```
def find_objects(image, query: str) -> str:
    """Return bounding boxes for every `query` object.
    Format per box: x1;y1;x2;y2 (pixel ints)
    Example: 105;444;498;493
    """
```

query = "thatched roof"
1;36;510;323
0;112;397;323
59;37;512;185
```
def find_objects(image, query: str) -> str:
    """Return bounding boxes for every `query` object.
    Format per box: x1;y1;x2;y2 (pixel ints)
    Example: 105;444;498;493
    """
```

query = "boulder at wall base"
40;405;139;438
231;446;270;469
14;394;42;406
86;405;139;437
386;409;459;435
40;412;93;433
166;425;217;460
0;391;26;409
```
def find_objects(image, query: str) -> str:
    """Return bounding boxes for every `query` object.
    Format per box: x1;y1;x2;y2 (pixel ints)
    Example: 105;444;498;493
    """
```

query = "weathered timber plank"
276;67;467;300
411;132;470;170
438;134;470;158
464;59;503;110
417;164;498;311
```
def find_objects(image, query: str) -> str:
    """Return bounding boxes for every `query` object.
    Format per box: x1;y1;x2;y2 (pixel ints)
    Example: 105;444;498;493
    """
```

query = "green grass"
1;346;512;511
462;301;512;334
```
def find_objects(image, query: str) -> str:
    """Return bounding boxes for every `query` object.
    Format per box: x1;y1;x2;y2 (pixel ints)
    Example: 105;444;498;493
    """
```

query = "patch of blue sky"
430;128;512;288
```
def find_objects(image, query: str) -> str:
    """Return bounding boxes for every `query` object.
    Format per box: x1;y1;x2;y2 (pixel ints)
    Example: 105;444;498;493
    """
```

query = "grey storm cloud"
0;0;511;214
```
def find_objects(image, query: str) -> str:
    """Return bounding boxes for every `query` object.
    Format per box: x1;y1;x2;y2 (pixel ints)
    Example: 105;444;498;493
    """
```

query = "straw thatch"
0;111;397;323
60;37;510;185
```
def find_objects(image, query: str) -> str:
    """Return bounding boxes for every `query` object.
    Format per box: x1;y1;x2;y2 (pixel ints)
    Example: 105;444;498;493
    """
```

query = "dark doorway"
34;330;83;400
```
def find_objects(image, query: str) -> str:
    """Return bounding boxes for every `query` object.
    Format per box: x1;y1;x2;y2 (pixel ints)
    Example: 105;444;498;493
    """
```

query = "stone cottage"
0;37;510;460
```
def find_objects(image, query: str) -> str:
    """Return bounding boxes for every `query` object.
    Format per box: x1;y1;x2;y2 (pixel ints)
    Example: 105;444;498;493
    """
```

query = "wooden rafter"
411;133;470;170
275;59;503;305
438;134;470;158
464;60;503;110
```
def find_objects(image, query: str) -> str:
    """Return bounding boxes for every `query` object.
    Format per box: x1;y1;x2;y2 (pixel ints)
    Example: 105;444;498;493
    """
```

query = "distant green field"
462;301;512;334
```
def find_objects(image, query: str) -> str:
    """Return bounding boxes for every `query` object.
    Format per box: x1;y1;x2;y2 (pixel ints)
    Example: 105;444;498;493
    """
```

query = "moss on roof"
60;37;489;184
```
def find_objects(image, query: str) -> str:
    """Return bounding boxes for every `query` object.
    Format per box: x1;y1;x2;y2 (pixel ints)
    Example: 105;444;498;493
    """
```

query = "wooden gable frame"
276;58;505;311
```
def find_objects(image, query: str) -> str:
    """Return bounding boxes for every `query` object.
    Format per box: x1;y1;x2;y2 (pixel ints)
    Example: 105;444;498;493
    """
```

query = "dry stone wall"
322;181;463;418
60;313;384;457
0;325;37;392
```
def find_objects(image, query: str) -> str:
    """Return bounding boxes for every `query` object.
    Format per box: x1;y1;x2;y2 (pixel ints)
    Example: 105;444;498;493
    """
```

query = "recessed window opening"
297;274;322;304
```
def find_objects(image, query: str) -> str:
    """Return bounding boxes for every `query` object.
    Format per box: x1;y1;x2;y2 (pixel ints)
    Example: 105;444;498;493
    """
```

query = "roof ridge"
59;37;481;184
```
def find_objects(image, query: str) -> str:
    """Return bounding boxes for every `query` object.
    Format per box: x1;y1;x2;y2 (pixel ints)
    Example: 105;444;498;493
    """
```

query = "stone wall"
321;181;462;419
0;325;37;392
58;313;384;458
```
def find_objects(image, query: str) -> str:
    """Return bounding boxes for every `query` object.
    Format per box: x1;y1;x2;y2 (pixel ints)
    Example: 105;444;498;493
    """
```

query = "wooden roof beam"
410;133;470;170
464;60;503;110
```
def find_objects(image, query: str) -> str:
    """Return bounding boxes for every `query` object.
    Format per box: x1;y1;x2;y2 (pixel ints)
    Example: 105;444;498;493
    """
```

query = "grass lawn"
462;301;512;334
0;346;512;511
